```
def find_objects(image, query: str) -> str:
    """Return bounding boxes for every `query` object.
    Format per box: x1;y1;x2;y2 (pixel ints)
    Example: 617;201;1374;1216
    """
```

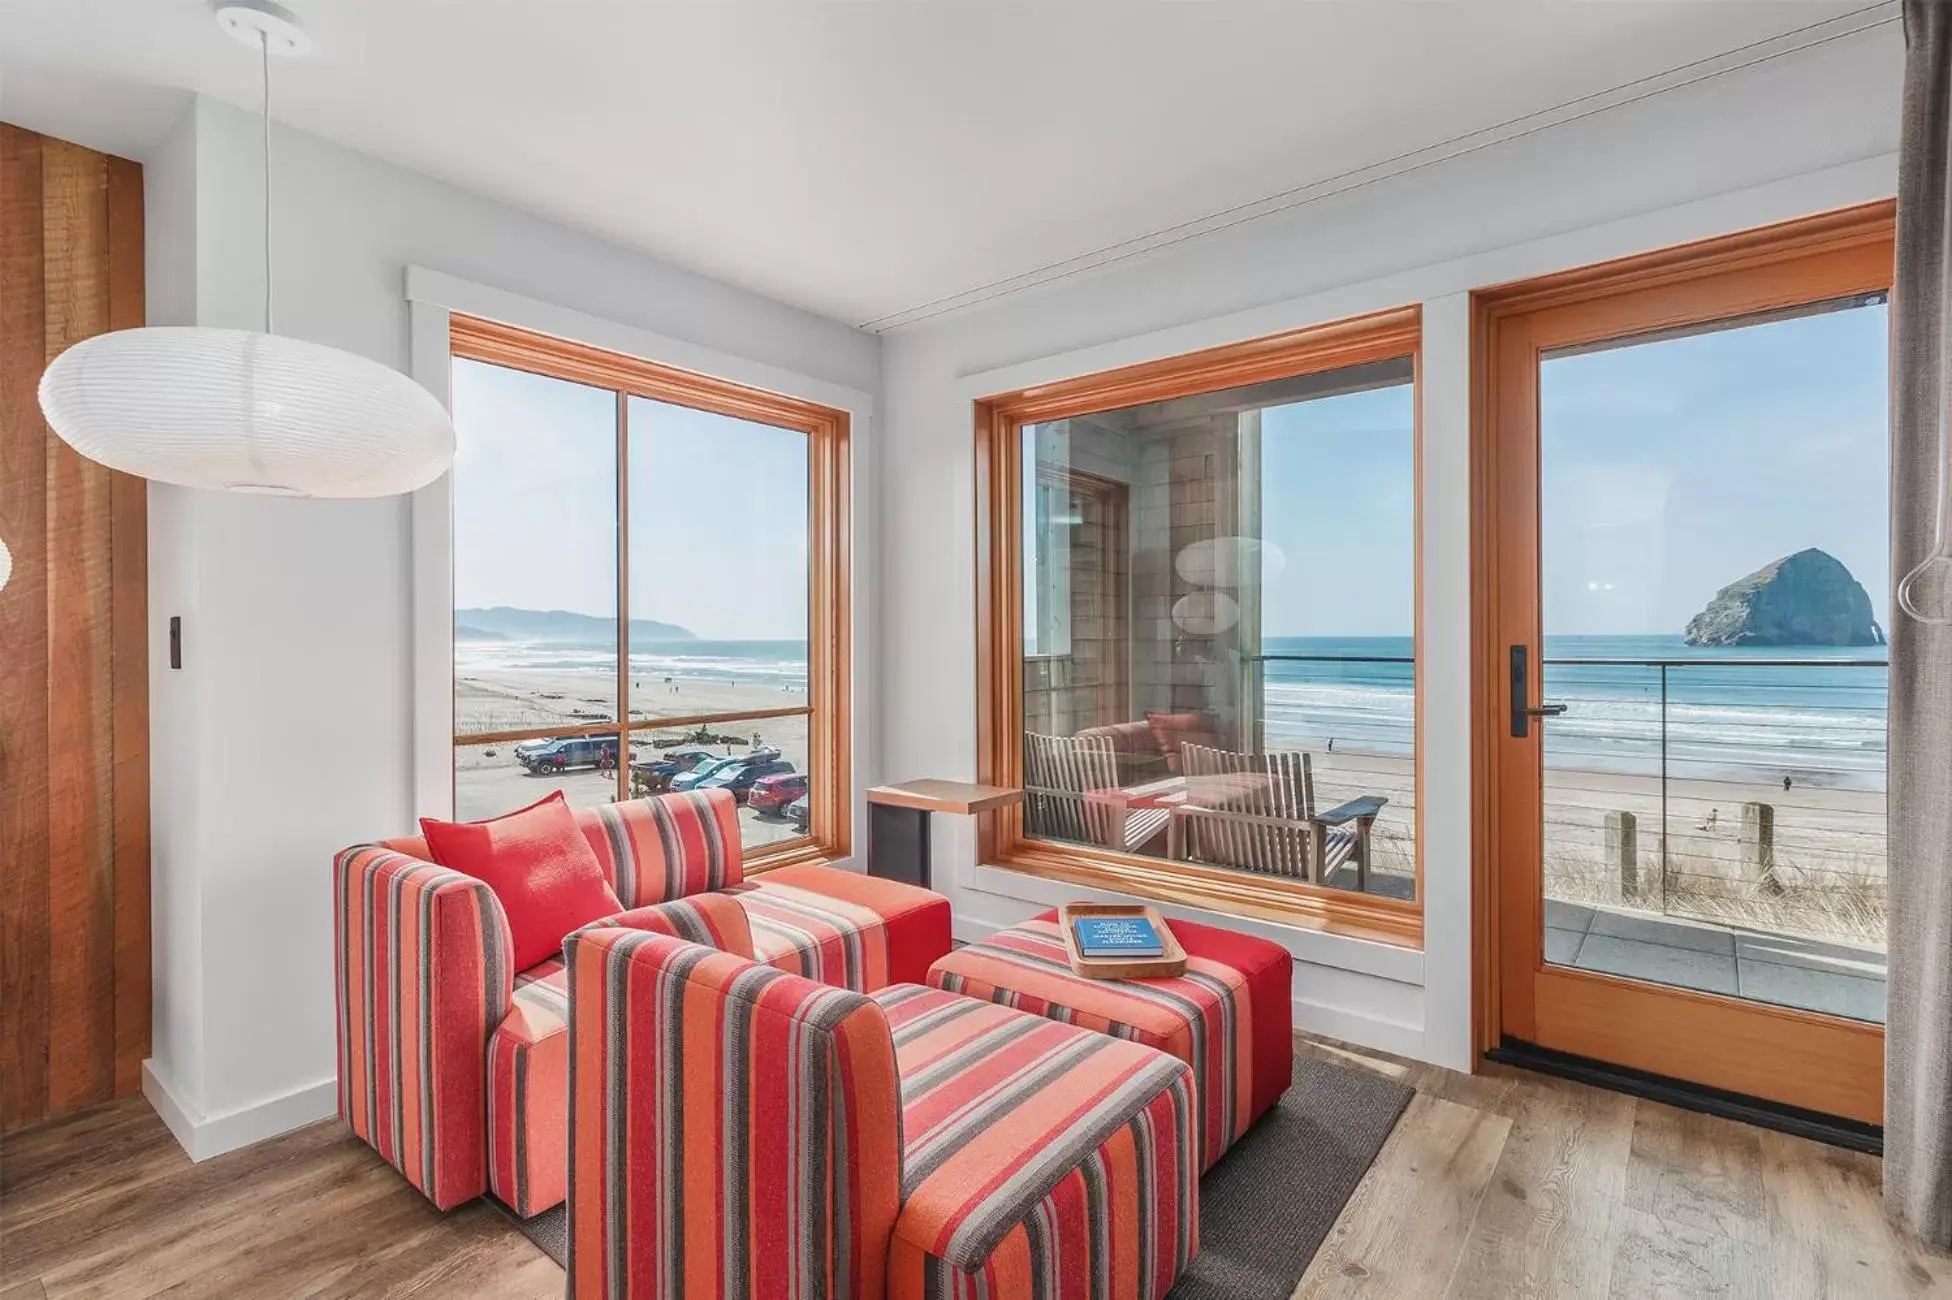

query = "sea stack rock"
1683;549;1885;647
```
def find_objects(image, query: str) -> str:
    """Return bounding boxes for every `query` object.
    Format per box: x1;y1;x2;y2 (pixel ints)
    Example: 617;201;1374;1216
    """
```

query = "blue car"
696;758;796;804
671;747;782;794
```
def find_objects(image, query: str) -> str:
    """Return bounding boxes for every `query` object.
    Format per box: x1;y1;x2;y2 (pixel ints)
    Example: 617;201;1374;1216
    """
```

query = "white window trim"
403;267;876;866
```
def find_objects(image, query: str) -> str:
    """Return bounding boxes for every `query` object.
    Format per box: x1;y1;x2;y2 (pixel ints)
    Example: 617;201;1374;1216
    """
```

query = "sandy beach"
457;667;810;737
1267;746;1884;946
456;667;812;847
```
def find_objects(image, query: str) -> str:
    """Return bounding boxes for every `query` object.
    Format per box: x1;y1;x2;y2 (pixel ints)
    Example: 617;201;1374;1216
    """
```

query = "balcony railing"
1235;651;1888;942
1538;655;1887;950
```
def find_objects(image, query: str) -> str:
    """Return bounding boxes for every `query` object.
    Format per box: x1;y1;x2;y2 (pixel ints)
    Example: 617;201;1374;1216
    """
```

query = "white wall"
877;25;1902;1069
141;95;879;1158
142;107;205;1123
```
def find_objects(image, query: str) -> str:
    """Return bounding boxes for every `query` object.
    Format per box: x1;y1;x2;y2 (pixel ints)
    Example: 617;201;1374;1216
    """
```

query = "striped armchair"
567;927;1201;1299
333;788;951;1218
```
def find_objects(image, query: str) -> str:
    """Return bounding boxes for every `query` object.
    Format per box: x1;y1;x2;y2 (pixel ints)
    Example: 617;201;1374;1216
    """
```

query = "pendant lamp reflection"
1174;536;1284;588
34;0;454;499
1172;590;1241;636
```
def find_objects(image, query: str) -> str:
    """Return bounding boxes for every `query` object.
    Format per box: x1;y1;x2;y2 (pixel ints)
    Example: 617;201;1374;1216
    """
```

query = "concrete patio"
1544;900;1887;1024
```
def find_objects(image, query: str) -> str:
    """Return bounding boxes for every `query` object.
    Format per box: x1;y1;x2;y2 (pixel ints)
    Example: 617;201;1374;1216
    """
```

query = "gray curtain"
1888;0;1952;1249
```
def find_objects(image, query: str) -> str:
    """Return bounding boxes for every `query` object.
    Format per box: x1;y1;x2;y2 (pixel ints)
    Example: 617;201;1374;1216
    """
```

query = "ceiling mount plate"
214;0;312;57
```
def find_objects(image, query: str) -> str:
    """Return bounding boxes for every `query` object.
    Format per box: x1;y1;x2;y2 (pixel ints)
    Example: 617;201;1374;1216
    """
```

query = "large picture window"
977;309;1422;943
448;316;850;866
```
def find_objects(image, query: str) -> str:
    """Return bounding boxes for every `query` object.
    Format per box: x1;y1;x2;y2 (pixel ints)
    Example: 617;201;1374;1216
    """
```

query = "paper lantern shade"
38;327;454;498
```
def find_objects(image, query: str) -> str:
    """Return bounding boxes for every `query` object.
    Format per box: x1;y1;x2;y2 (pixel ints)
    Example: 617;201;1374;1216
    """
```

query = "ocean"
458;633;1889;791
1260;634;1888;790
456;638;811;691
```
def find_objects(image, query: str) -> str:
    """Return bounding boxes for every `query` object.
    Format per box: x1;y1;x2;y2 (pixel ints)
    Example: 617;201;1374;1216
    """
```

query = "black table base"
866;801;932;887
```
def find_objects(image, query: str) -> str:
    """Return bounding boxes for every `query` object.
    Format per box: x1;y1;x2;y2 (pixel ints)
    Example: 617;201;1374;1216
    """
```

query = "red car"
747;771;809;813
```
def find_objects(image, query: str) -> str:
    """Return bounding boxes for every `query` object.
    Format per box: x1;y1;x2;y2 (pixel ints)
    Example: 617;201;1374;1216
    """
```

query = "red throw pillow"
1145;711;1222;772
419;791;622;971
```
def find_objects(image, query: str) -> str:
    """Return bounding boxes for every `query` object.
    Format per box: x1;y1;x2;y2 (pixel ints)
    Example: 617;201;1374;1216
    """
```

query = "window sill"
989;840;1424;952
743;836;846;876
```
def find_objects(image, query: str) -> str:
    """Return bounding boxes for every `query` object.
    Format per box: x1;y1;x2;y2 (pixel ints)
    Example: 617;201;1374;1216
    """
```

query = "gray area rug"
1167;1054;1412;1298
499;1052;1412;1299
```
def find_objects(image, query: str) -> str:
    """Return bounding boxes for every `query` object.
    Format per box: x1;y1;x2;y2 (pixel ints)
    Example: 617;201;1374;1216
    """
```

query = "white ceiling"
0;1;1891;329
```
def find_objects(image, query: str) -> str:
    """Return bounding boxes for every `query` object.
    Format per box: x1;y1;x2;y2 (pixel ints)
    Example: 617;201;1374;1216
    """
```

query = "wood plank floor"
2;1036;1946;1298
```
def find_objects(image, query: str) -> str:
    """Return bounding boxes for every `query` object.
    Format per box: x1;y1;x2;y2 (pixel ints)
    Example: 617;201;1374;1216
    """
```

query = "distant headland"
1682;549;1884;647
454;606;696;643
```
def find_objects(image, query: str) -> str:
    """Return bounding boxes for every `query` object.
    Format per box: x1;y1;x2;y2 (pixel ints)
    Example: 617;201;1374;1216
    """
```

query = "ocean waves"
1262;677;1886;788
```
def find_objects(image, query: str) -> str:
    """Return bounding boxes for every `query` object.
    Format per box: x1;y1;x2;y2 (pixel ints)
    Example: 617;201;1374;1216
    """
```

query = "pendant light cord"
262;30;273;335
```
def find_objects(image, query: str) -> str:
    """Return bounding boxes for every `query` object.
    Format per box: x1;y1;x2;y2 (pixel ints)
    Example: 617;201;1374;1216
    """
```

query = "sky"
450;359;808;641
1259;383;1417;637
453;294;1890;646
1254;296;1889;639
1539;297;1889;637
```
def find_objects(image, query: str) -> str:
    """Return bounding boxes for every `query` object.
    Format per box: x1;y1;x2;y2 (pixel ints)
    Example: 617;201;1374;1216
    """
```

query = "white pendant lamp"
36;1;454;499
0;536;11;593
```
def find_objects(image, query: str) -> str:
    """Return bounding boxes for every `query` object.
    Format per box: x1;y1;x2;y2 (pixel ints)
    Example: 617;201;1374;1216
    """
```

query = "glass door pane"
1536;294;1890;1024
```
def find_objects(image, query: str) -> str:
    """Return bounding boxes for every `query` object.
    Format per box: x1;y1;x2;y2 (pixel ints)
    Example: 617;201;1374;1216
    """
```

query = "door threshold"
1488;1037;1881;1155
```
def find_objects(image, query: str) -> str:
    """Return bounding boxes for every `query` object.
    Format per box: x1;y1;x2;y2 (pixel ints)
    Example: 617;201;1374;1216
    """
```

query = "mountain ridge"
455;606;695;643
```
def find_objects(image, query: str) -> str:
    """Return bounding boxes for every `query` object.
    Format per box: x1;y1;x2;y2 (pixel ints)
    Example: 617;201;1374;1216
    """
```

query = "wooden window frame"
448;314;851;871
1470;201;1894;1117
975;305;1425;947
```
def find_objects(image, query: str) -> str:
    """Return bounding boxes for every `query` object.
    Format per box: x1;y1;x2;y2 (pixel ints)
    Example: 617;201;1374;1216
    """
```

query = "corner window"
448;317;849;866
978;310;1422;943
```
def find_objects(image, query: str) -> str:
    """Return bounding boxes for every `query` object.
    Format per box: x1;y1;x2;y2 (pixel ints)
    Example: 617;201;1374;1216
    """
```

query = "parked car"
783;794;810;834
697;758;796;804
670;747;781;793
520;735;620;774
628;746;717;795
669;754;745;792
746;771;810;813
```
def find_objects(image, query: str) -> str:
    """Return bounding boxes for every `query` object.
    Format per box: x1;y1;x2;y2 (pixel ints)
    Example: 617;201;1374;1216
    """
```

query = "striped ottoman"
874;985;1200;1297
566;929;1199;1299
928;910;1292;1170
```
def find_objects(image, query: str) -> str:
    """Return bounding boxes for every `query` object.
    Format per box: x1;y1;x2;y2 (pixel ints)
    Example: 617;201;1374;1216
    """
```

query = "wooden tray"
1058;903;1187;980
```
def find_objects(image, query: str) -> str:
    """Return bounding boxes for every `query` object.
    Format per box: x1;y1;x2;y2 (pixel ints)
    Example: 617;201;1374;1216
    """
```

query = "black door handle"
1509;645;1565;738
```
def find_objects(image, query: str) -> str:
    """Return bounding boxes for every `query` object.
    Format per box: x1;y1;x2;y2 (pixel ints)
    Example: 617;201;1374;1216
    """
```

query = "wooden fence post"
1742;802;1780;895
1606;810;1638;900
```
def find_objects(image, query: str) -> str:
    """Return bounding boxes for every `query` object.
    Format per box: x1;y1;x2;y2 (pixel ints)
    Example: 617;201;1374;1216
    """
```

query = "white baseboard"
951;914;1009;944
142;1060;338;1162
1291;996;1425;1060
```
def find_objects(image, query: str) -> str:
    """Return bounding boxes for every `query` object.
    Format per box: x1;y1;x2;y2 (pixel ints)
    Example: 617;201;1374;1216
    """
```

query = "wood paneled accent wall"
0;124;148;1134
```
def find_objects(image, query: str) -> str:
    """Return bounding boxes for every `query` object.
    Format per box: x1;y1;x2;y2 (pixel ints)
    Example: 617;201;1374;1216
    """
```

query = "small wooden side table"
865;780;1022;888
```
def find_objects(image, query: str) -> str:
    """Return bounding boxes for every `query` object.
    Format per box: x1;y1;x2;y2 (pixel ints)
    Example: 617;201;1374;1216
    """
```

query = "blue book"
1073;916;1164;958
